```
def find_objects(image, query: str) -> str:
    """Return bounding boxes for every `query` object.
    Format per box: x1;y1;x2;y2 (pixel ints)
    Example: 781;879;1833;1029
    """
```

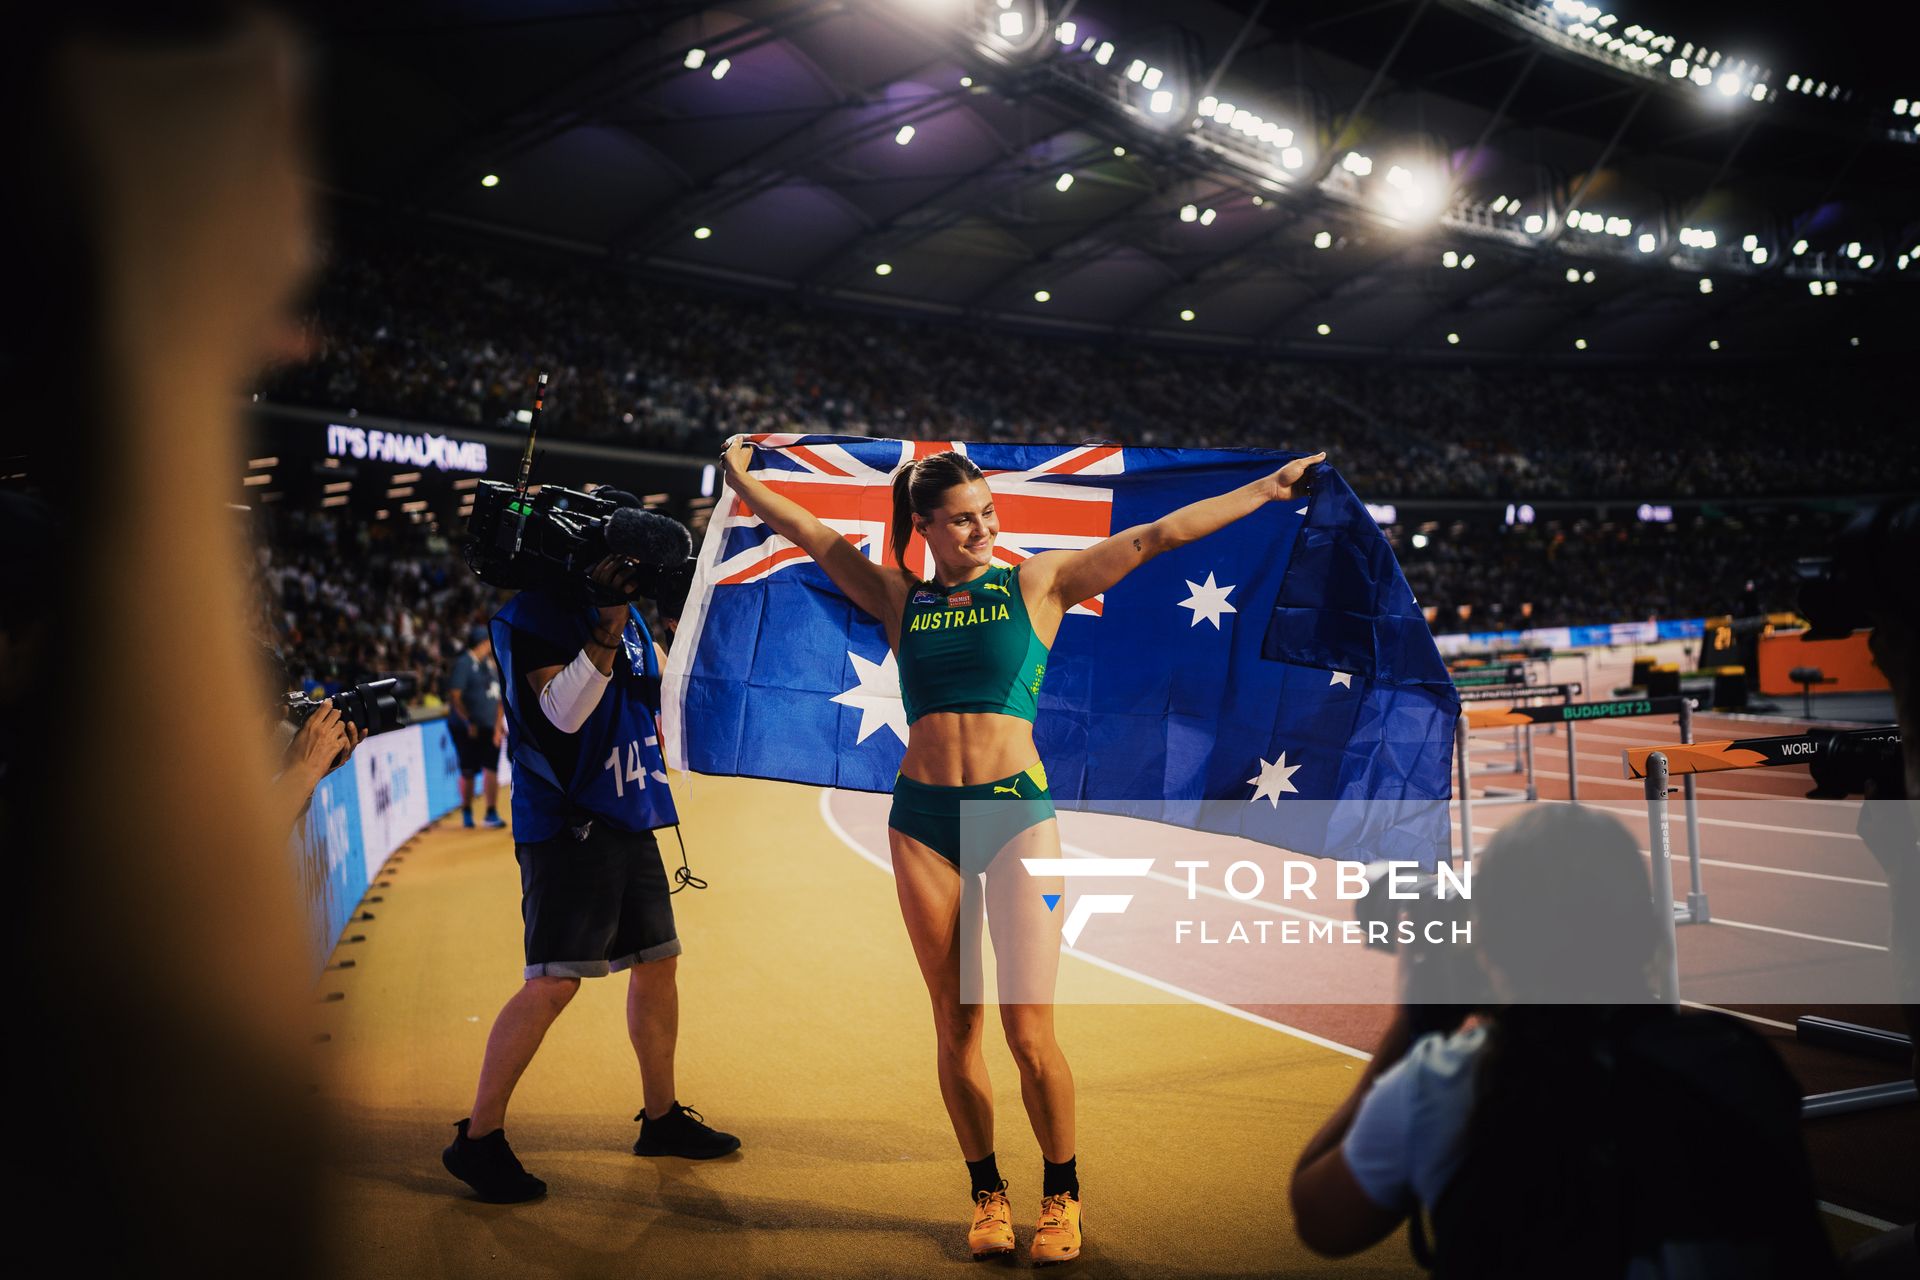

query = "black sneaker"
441;1118;548;1203
632;1101;741;1159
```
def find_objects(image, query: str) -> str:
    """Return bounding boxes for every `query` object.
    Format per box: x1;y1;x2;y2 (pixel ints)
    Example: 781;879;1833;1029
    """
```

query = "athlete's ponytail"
889;450;985;576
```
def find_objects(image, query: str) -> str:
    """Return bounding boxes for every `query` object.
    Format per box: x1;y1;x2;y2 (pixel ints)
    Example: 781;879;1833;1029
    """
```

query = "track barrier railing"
1624;727;1915;1119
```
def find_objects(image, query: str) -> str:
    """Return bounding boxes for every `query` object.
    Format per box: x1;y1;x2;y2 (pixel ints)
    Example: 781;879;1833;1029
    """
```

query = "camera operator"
441;552;739;1204
446;625;506;829
1289;806;1837;1278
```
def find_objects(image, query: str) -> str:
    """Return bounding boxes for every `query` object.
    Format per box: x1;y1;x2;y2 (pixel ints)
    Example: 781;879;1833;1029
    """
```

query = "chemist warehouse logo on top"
1021;857;1474;948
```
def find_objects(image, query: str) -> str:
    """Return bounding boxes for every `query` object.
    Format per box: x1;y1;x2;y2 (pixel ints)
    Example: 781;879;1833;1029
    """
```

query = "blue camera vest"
491;591;679;842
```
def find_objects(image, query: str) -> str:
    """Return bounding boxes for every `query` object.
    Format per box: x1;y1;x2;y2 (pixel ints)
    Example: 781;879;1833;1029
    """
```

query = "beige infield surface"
312;772;1422;1279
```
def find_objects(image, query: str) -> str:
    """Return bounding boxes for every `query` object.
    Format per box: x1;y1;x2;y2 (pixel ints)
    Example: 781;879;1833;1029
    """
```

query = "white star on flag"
1247;753;1302;806
1296;506;1309;516
1329;671;1353;688
1177;571;1238;629
831;650;908;746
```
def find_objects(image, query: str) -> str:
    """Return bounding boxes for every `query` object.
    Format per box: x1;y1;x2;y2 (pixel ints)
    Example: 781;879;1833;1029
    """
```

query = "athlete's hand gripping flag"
661;435;1457;864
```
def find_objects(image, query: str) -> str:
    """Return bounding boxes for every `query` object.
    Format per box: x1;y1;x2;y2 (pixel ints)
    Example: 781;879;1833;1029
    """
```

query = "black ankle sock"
1043;1156;1078;1198
966;1153;1002;1198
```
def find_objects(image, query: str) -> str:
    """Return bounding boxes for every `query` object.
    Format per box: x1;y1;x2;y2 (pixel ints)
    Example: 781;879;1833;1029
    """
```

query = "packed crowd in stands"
1391;514;1829;632
251;507;493;703
260;227;1914;501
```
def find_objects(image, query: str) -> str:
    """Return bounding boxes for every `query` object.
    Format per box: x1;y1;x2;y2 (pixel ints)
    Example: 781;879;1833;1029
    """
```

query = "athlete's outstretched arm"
720;437;897;623
1030;451;1326;609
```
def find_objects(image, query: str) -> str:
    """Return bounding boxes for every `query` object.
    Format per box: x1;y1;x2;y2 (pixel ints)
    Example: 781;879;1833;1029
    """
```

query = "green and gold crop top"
897;564;1050;725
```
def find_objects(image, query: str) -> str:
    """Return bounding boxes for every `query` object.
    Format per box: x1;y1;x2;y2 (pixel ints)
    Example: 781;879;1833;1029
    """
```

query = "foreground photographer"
1289;806;1837;1278
442;553;738;1204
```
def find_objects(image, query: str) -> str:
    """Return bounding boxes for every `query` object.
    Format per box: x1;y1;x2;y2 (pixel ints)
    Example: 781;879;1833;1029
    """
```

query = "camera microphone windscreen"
607;506;692;567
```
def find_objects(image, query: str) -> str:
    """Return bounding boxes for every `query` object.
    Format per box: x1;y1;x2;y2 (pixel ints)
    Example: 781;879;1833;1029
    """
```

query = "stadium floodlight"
1787;74;1799;91
1844;241;1861;258
1179;309;1195;322
1150;90;1174;113
1896;97;1910;112
1858;254;1874;269
1055;21;1076;44
1698;277;1713;293
1751;83;1767;101
1808;280;1823;295
480;174;500;188
1386;165;1411;188
1113;146;1126;157
1199;207;1216;225
1126;59;1146;83
1901;254;1911;270
999;11;1024;38
1411;533;1429;549
684;48;706;70
1232;109;1254;132
1461;254;1475;269
1671;59;1689;78
1094;42;1113;65
1825;281;1837;295
693;226;712;240
1566;267;1581;283
1447;332;1460;345
895;125;916;146
1582;269;1595;283
1752;247;1769;265
1143;66;1164;90
1851;337;1860;347
1490;195;1509;213
1741;234;1758;251
1575;338;1588;350
1792;239;1808;255
1638;232;1656;253
874;263;892;276
1055;173;1074;192
1313;230;1333;249
1709;339;1721;350
1214;101;1236;123
1199;96;1218;115
1180;204;1198;222
1524;214;1545;233
1316;323;1331;335
960;76;973;87
1692;66;1712;87
1281;147;1305;170
1034;289;1051;302
711;58;731;79
1443;250;1459;268
1567;207;1581;224
1717;72;1742;96
1342;151;1374;176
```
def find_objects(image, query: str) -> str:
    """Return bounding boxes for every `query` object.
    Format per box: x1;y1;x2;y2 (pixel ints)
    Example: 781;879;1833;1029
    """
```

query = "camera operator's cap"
468;625;490;648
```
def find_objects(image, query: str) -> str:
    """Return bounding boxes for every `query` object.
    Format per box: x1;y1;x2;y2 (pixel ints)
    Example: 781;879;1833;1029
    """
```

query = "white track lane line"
815;791;1369;1061
1450;819;1888;891
817;790;1897;1229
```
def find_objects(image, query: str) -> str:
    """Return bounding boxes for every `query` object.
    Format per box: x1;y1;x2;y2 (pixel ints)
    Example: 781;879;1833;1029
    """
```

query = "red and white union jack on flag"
713;434;1123;615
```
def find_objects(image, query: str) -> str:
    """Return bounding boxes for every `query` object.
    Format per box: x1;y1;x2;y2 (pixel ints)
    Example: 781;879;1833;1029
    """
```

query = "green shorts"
889;763;1056;874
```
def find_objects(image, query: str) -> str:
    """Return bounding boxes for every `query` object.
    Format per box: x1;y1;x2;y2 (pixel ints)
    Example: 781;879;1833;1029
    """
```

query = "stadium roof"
312;0;1919;360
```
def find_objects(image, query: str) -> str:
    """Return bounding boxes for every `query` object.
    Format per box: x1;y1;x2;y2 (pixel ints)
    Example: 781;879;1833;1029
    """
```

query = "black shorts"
515;823;681;979
453;724;497;776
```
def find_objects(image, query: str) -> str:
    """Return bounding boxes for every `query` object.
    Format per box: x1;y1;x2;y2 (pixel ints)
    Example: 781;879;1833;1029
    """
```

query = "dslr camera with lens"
285;676;412;738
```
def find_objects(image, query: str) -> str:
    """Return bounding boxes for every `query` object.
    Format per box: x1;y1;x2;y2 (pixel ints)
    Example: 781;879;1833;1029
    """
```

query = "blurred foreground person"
1290;806;1837;1278
16;8;325;1273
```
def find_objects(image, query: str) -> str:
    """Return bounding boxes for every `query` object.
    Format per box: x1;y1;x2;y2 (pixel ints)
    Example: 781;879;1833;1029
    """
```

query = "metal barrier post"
1566;718;1580;804
1456;711;1474;867
1644;751;1681;1005
1677;698;1709;923
1523;722;1537;802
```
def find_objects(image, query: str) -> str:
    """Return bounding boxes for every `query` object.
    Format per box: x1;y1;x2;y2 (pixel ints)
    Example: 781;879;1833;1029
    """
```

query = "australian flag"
661;435;1457;865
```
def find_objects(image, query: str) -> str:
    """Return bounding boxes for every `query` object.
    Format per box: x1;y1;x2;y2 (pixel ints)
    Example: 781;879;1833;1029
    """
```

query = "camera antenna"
512;371;548;505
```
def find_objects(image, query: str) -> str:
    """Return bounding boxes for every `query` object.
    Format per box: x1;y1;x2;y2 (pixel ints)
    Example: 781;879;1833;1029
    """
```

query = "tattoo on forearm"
1132;536;1143;551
